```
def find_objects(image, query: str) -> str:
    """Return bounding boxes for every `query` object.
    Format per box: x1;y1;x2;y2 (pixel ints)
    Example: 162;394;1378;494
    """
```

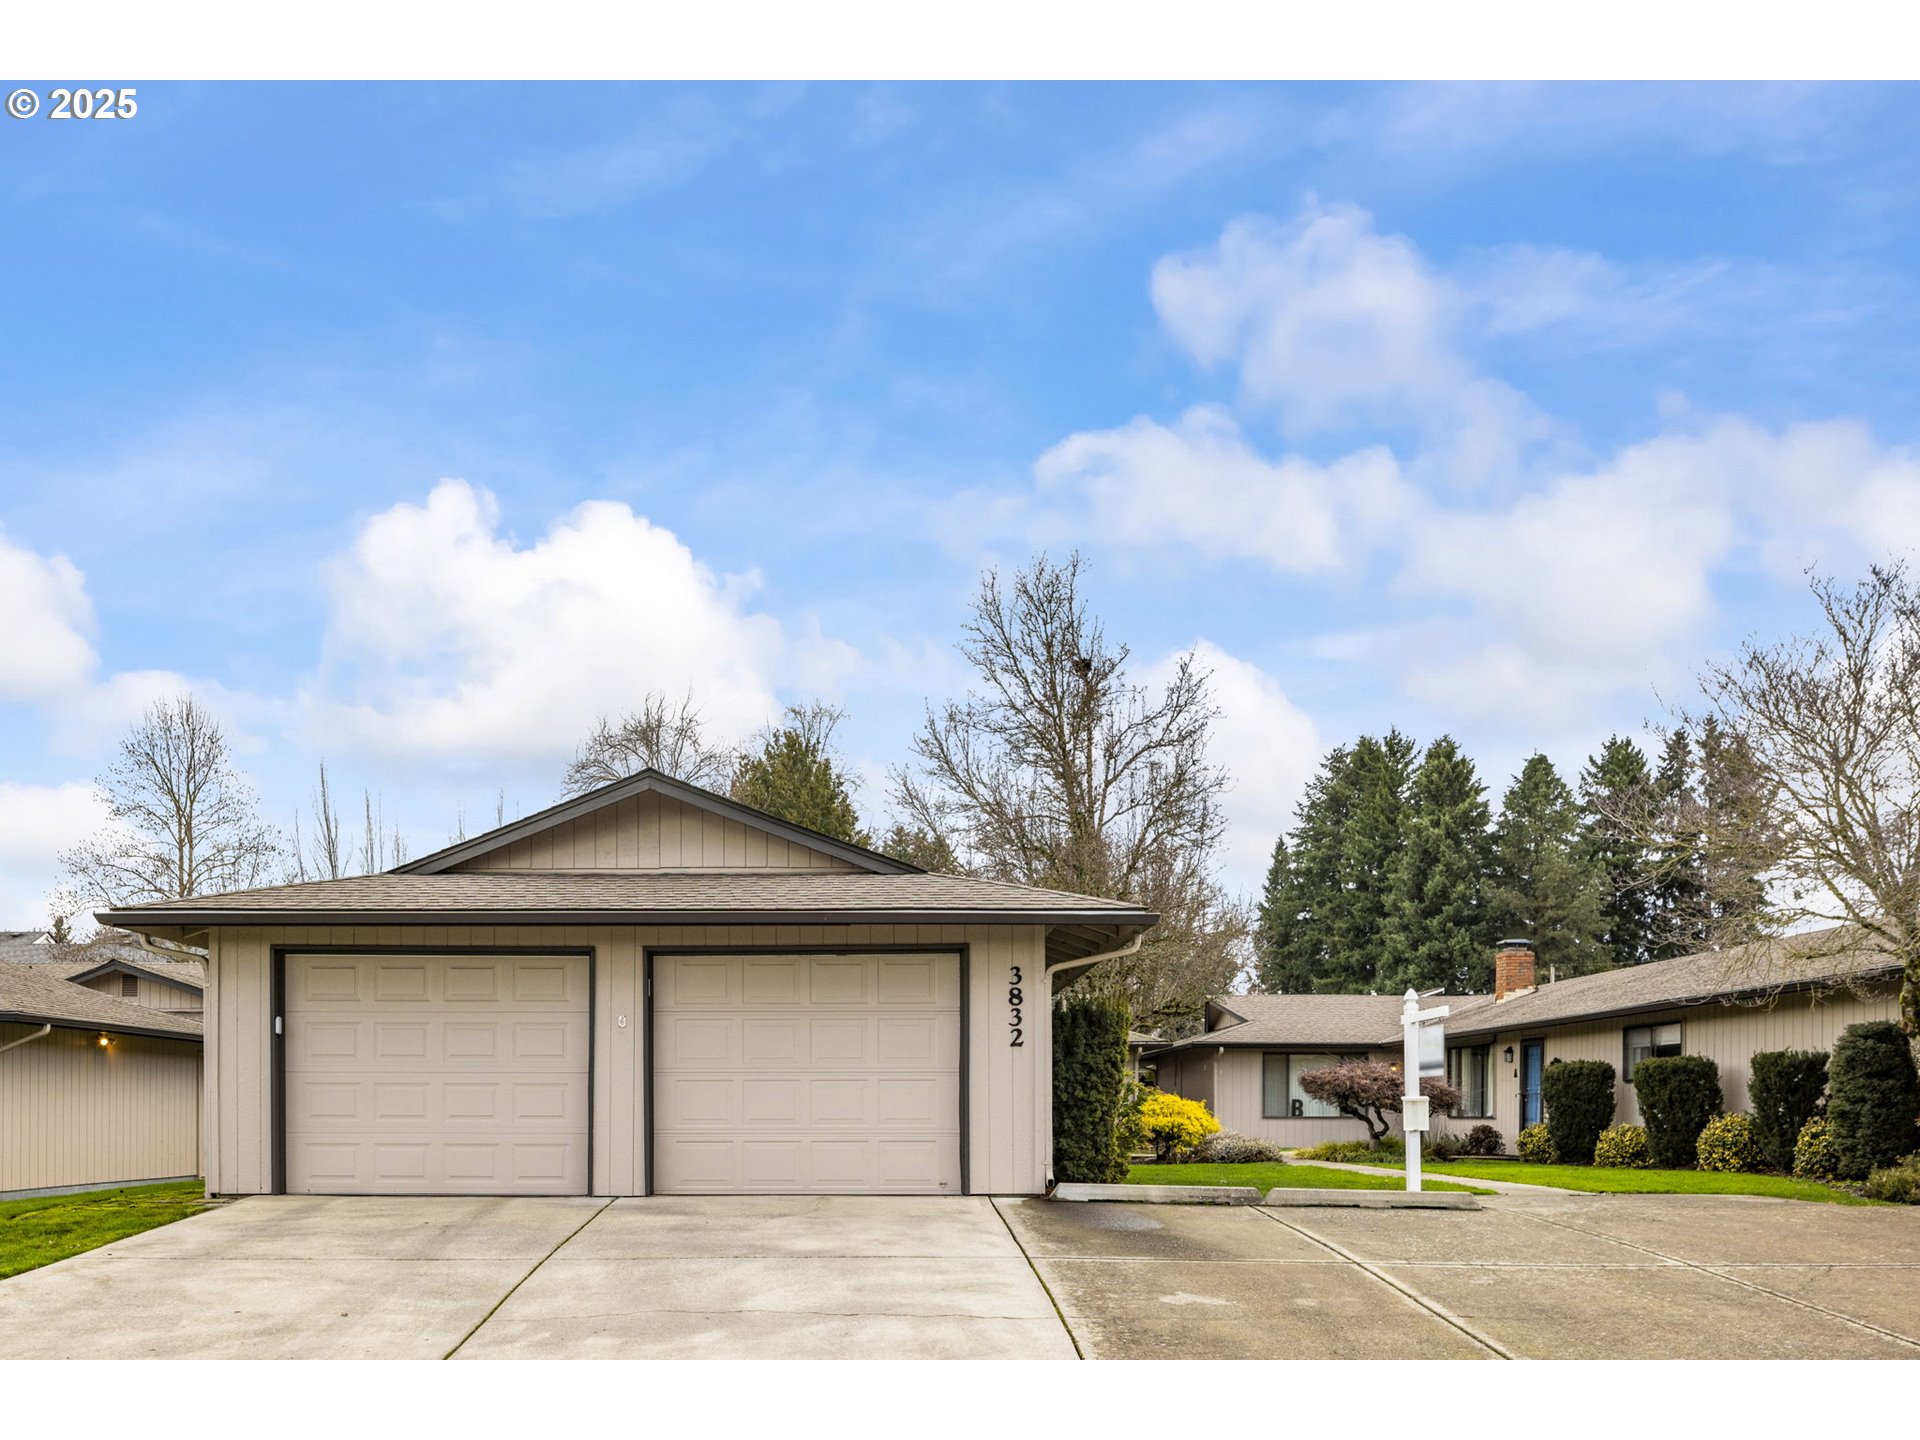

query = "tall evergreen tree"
1695;716;1771;947
731;702;867;843
1649;728;1708;958
1578;736;1658;966
1487;754;1610;980
1382;737;1492;994
1257;746;1354;991
1252;837;1313;993
1328;730;1417;992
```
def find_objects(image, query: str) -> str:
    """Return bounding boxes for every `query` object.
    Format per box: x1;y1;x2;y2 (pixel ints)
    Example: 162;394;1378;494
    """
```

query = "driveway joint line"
990;1198;1084;1360
442;1198;614;1360
1255;1208;1517;1360
1516;1209;1920;1353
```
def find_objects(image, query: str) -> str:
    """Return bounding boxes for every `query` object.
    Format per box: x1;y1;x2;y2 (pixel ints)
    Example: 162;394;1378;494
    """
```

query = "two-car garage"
280;949;962;1197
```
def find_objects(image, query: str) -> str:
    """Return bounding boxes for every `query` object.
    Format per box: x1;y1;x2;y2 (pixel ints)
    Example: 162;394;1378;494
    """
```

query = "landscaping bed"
0;1181;215;1280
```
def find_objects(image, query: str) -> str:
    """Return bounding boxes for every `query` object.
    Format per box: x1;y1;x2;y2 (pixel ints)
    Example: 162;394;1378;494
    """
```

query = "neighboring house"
1152;931;1903;1152
1125;1029;1161;1080
99;769;1156;1199
0;964;203;1198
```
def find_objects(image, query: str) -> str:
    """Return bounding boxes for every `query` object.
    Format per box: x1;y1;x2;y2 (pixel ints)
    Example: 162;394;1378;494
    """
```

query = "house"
3;945;206;1020
0;963;203;1198
97;769;1156;1199
1151;931;1903;1152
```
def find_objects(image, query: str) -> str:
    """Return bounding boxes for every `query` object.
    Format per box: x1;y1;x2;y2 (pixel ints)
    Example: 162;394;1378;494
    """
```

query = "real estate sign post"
1401;990;1449;1193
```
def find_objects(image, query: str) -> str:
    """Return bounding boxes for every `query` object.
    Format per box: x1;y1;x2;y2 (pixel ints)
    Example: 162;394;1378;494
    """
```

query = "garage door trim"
642;944;969;1197
269;944;597;1196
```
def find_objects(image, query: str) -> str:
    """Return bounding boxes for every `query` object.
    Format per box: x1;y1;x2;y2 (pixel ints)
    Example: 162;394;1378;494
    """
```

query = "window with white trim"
1624;1021;1682;1078
1261;1053;1349;1118
1448;1044;1491;1117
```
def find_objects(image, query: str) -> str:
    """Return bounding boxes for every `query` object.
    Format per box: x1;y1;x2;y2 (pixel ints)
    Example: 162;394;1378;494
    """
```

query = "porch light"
1502;1045;1514;1064
97;1033;111;1048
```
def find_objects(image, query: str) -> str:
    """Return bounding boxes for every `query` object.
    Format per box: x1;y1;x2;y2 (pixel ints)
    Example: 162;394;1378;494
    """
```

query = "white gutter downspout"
0;1024;52;1056
131;932;209;964
1040;930;1147;1192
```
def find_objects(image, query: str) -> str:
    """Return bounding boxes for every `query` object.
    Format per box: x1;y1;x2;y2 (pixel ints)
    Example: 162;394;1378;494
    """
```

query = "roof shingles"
0;964;203;1038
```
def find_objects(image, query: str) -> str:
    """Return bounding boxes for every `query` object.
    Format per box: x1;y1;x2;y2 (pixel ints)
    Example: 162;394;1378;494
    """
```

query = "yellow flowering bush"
1792;1117;1843;1180
1137;1092;1222;1161
1593;1123;1652;1168
1696;1113;1765;1172
1516;1122;1555;1163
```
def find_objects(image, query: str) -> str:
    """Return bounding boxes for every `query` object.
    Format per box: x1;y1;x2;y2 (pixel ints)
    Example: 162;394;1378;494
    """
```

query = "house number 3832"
1008;966;1025;1047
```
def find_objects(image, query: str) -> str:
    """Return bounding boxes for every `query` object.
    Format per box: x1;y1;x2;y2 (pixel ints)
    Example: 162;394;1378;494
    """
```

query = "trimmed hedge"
1593;1123;1652;1168
1516;1122;1554;1163
1051;990;1132;1182
1827;1021;1920;1180
1541;1059;1616;1164
1633;1055;1723;1168
1749;1049;1830;1172
1696;1113;1765;1172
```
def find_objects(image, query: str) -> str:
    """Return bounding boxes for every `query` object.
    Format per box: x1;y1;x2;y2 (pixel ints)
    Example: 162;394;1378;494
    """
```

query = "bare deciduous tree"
563;691;736;795
61;693;281;907
891;552;1244;1032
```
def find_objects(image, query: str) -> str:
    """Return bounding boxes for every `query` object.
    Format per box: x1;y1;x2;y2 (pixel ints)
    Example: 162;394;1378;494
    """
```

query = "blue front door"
1521;1040;1545;1127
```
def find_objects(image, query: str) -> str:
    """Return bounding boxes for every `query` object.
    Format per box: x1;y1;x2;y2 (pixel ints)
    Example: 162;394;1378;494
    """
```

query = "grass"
1325;1157;1877;1205
0;1181;214;1280
1125;1162;1491;1195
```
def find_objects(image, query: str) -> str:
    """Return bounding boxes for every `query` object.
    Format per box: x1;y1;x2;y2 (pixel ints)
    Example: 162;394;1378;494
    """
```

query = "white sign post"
1401;988;1449;1194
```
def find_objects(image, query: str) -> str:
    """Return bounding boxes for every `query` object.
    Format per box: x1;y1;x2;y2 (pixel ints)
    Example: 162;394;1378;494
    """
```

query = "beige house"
100;770;1155;1199
1151;932;1903;1152
1;964;203;1198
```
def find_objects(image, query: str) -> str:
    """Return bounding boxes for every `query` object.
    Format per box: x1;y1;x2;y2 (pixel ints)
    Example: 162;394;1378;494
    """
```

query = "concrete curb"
1261;1188;1480;1209
1050;1183;1261;1205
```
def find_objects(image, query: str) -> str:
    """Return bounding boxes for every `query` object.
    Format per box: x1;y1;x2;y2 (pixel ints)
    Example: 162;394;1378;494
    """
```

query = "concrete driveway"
2;1189;1916;1359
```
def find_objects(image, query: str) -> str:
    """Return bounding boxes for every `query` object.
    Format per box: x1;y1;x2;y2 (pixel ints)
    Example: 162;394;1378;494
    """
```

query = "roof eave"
1444;966;1905;1039
98;906;1158;932
0;1010;203;1042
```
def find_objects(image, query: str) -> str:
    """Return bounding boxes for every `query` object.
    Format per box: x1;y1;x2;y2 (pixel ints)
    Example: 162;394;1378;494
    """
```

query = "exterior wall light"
1502;1045;1514;1064
97;1033;111;1048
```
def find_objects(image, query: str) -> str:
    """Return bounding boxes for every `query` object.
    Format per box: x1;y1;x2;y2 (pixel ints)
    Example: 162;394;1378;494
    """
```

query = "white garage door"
652;952;962;1194
283;953;590;1195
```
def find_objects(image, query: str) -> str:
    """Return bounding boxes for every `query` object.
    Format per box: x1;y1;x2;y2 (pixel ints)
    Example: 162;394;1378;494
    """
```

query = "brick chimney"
1494;939;1536;1001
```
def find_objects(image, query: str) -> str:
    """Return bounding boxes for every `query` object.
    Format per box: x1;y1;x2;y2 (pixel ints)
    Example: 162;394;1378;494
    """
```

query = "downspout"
131;932;209;965
1043;930;1144;990
0;1024;52;1056
1041;930;1146;1191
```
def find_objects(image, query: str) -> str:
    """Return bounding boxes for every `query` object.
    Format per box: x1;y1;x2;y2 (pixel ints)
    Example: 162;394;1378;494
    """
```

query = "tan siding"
1;1022;201;1195
76;972;202;1015
204;920;1048;1197
452;794;859;873
1166;1048;1397;1148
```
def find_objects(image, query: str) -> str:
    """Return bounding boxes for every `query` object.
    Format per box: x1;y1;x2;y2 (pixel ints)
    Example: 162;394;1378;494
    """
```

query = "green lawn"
1125;1162;1491;1194
1330;1158;1876;1205
0;1181;214;1280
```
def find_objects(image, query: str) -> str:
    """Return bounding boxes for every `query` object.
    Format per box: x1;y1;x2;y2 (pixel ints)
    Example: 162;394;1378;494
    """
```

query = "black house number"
1008;966;1025;1047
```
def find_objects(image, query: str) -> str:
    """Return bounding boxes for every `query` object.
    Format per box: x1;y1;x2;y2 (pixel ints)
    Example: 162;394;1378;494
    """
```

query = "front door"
1521;1039;1545;1128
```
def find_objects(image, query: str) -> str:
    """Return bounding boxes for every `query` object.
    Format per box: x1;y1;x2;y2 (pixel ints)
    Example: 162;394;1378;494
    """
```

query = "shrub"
1463;1123;1504;1156
1294;1137;1405;1165
1516;1123;1555;1163
1792;1117;1843;1180
1188;1131;1289;1164
1861;1155;1920;1204
1593;1123;1652;1168
1137;1091;1221;1162
1748;1048;1830;1172
1296;1059;1463;1146
1051;991;1133;1182
1633;1055;1722;1168
1826;1021;1920;1179
1696;1113;1765;1172
1541;1059;1616;1164
1425;1131;1467;1161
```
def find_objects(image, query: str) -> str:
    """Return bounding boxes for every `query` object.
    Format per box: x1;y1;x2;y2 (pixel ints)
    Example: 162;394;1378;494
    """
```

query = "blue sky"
3;81;1919;925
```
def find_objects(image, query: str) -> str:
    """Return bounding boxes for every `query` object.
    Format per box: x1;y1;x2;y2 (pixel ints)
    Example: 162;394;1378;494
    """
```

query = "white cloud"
1032;405;1410;573
0;531;97;701
1148;642;1320;897
309;479;847;765
0;780;108;928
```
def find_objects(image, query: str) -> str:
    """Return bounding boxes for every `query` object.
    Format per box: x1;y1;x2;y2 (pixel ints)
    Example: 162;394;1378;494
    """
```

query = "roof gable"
68;957;205;995
395;770;917;877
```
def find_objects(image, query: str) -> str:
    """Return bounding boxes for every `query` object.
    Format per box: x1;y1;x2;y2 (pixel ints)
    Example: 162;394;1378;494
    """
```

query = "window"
1448;1044;1491;1117
119;973;138;997
1624;1022;1682;1079
1262;1053;1348;1119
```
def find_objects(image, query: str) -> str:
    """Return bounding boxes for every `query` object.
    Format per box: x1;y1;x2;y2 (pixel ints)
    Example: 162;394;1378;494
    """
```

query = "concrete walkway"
1288;1157;1582;1194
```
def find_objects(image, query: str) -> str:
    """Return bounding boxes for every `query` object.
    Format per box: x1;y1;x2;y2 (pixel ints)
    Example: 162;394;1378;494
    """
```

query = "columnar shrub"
1516;1122;1555;1163
1748;1049;1830;1172
1696;1113;1765;1172
1137;1091;1221;1162
1593;1123;1652;1168
1826;1021;1920;1179
1051;991;1132;1182
1541;1059;1616;1164
1792;1117;1843;1180
1633;1055;1722;1168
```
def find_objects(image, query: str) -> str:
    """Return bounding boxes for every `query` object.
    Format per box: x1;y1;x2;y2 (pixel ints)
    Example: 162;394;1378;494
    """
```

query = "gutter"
96;905;1160;931
0;1024;51;1056
0;1012;202;1044
1045;930;1144;993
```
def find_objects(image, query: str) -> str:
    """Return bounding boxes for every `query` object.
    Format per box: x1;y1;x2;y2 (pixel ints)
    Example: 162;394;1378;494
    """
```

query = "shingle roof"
1151;992;1495;1053
1447;926;1901;1037
0;964;203;1039
98;869;1156;928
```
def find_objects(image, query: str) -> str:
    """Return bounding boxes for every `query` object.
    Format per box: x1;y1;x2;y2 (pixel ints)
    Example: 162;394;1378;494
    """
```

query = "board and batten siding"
203;921;1049;1197
451;792;857;874
76;972;202;1015
1;1022;202;1196
1160;1047;1401;1148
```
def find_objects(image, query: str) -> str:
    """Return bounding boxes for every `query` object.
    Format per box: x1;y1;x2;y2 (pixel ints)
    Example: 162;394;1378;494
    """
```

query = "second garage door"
651;951;962;1194
283;952;590;1195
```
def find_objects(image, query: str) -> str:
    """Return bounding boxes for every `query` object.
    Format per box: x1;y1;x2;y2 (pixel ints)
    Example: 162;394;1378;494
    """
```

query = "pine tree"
1259;745;1355;991
1578;736;1658;966
1488;754;1610;980
1328;730;1417;992
1650;728;1708;958
1382;737;1493;994
1252;837;1313;992
731;703;867;843
1695;716;1771;947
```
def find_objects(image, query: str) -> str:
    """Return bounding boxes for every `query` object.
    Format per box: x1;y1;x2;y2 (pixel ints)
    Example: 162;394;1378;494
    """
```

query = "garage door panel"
652;952;961;1195
285;953;589;1196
